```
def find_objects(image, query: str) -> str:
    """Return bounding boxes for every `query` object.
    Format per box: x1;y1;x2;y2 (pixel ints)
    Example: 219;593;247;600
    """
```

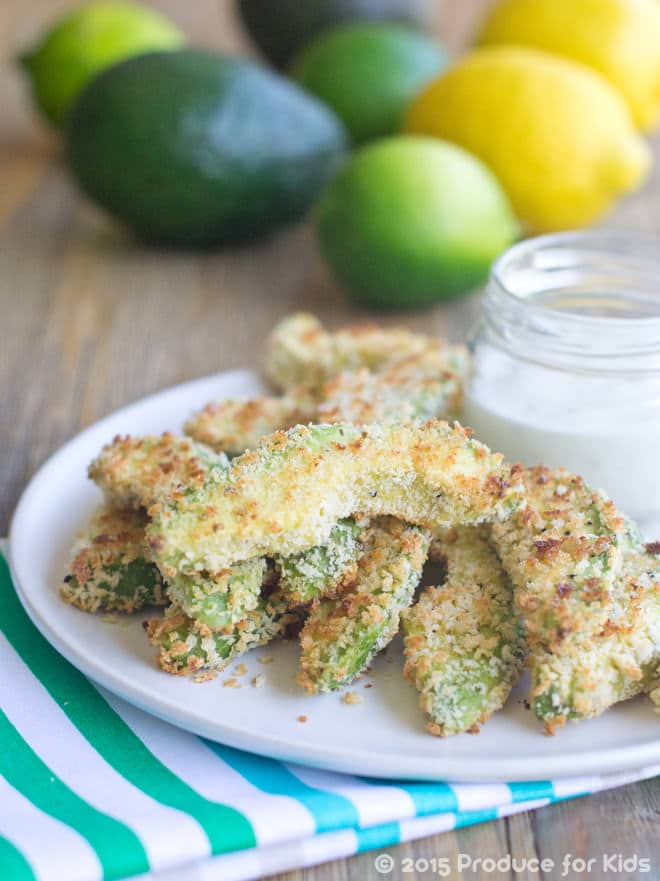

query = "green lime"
292;23;447;143
19;1;185;128
236;0;432;69
316;136;520;310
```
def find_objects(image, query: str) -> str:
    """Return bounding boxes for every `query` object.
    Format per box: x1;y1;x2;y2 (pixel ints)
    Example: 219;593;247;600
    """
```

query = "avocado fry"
147;420;523;576
147;590;301;676
264;312;468;392
299;517;430;693
183;394;315;457
276;517;365;605
532;531;660;732
61;505;166;614
88;433;228;509
403;526;525;736
490;466;626;655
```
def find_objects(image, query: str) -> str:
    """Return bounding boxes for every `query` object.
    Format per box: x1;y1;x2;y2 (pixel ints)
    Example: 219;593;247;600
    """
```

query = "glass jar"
464;231;660;527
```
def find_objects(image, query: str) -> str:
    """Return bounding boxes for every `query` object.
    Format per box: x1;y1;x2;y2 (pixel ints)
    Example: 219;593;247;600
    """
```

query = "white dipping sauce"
466;232;660;527
464;359;660;524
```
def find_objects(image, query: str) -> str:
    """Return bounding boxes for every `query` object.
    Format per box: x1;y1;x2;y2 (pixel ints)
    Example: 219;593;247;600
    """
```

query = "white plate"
9;369;660;782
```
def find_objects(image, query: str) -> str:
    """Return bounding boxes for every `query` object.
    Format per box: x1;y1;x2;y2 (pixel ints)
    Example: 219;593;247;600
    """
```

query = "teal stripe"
356;822;401;852
455;807;499;827
508;781;555;803
358;777;459;816
0;709;147;879
204;741;360;833
0;834;37;881
0;554;255;856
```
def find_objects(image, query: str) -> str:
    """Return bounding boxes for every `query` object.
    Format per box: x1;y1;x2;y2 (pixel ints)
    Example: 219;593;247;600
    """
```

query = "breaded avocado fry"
299;517;430;693
88;434;267;625
276;517;364;605
490;466;626;655
166;557;268;630
403;526;525;736
183;394;316;456
61;506;166;614
89;433;228;509
264;312;468;392
532;533;660;732
316;352;463;425
185;351;463;456
147;590;300;676
147;421;523;576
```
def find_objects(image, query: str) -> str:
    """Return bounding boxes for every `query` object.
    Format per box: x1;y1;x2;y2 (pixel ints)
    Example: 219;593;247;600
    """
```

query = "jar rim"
490;230;660;326
484;230;660;373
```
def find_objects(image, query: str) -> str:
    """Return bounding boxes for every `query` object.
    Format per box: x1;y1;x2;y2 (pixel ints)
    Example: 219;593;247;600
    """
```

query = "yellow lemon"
478;0;660;131
404;47;651;233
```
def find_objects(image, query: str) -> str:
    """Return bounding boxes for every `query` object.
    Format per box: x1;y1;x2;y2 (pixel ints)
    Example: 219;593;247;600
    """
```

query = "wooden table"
1;2;659;879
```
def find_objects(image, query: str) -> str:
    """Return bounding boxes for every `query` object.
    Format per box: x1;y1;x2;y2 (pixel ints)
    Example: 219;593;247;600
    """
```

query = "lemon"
19;1;185;127
404;47;651;234
478;0;660;131
316;136;520;310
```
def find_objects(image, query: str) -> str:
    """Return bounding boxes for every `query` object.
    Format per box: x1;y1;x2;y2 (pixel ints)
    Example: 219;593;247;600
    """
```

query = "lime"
19;1;185;127
237;0;432;70
292;23;447;144
316;136;520;310
404;47;651;233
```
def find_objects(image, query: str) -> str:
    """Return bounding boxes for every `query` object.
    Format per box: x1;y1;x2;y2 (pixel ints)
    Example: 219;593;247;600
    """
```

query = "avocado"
236;0;432;69
67;50;348;246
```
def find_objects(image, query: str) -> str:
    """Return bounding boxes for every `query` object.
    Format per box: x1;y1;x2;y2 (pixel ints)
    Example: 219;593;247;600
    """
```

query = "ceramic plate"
9;369;660;782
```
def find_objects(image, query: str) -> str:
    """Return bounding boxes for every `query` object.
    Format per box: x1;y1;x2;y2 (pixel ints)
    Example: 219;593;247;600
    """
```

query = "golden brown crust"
88;433;226;509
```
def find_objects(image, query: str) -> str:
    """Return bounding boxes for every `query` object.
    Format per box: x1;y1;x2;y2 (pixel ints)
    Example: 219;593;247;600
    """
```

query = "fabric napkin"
0;548;657;881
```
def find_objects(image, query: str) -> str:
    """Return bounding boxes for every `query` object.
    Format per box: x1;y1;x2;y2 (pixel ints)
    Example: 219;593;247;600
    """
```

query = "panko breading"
61;505;166;614
264;312;468;392
147;590;300;676
298;517;430;693
490;466;626;655
403;526;525;736
183;394;316;456
316;351;464;425
185;351;463;457
166;557;268;630
147;421;523;576
276;517;365;605
89;433;228;509
532;533;660;732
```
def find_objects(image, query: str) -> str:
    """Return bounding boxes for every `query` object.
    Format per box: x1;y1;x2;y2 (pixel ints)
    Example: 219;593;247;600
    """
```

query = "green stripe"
0;554;255;855
0;709;146;879
0;834;37;881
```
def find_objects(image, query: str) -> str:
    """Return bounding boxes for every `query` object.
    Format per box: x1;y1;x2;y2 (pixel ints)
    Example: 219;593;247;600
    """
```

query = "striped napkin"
0;549;657;881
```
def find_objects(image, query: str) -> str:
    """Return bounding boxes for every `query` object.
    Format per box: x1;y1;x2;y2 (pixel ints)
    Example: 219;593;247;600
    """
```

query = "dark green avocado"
67;49;348;247
236;0;431;69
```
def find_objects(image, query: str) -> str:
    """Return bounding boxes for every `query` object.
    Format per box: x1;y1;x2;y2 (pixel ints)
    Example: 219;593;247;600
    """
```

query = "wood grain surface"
1;2;659;879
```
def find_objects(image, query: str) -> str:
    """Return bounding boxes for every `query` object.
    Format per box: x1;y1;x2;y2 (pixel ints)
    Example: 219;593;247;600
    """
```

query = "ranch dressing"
464;232;660;525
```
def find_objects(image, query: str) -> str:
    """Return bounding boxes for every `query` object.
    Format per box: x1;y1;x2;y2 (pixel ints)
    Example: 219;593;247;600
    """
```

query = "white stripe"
0;776;101;881
552;775;601;798
105;692;316;846
497;798;549;817
287;764;417;828
399;811;456;840
131;829;360;881
450;782;512;813
0;635;209;870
